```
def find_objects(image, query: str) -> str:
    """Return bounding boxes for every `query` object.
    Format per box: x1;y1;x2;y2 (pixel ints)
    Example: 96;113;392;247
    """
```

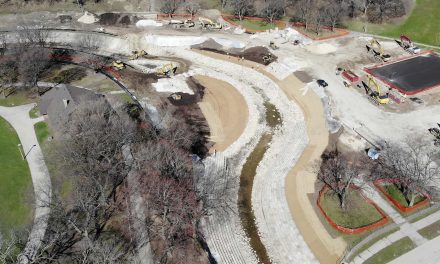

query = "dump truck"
399;35;421;54
198;17;222;29
130;50;148;60
111;60;125;70
156;63;177;77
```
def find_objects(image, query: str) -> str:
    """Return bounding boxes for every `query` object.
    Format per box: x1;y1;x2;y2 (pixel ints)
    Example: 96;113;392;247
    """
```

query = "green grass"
364;237;415;264
29;106;39;119
0;91;35;107
409;207;440;223
418;220;440;239
383;184;425;207
320;190;383;228
345;0;440;46
230;18;278;31
34;121;50;145
348;226;400;262
0;117;33;232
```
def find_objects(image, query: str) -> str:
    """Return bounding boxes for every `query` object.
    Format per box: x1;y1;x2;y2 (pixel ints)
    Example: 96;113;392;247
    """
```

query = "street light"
24;144;37;160
17;144;36;160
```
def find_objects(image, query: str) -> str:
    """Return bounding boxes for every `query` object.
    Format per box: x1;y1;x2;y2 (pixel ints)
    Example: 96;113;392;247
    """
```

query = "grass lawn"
230;18;280;31
383;184;425;207
29;106;39;119
0;117;33;232
34;121;50;145
345;0;440;46
418;220;440;239
0;91;36;107
320;190;383;228
294;26;344;39
364;237;415;264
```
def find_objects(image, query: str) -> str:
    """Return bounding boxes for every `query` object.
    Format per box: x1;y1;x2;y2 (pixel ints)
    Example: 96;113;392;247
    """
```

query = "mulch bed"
99;13;139;26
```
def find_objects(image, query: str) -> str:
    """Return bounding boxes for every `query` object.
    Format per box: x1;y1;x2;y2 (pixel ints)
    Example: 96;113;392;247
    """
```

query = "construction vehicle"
156;63;177;77
198;17;222;29
269;41;279;50
171;93;182;100
364;76;390;104
262;53;274;64
111;60;125;70
428;124;440;147
366;38;391;62
399;35;421;54
129;50;148;60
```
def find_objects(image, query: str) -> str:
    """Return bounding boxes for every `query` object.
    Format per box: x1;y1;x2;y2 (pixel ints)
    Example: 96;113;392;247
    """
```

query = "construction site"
1;7;440;264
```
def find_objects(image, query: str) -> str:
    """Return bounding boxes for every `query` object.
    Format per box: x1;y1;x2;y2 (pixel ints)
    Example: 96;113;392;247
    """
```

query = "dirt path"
194;75;248;152
194;50;346;263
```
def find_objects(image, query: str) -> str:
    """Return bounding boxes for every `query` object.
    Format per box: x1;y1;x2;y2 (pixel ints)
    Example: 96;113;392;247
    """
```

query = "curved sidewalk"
0;104;51;263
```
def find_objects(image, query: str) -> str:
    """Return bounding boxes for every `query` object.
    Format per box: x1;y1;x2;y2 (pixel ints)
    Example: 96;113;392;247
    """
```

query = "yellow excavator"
367;75;389;104
366;39;391;62
111;60;125;70
198;17;222;29
129;50;148;60
156;63;177;77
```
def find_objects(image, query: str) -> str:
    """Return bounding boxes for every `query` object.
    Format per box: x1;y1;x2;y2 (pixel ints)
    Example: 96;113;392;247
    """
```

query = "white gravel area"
145;35;208;47
153;75;194;94
136;20;163;27
212;37;246;49
306;43;338;54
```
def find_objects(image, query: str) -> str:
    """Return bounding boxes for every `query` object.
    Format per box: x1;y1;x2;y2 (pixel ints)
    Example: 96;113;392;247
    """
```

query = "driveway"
0;104;51;263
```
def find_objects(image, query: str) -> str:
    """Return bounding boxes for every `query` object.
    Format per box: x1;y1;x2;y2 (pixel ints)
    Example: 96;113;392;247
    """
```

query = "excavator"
269;41;279;50
156;63;177;77
366;38;391;62
399;35;421;54
129;50;148;60
428;124;440;147
111;60;125;70
198;17;222;29
363;75;390;104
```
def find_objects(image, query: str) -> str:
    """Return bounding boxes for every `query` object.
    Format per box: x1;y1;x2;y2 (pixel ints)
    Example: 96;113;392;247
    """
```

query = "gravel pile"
77;11;99;24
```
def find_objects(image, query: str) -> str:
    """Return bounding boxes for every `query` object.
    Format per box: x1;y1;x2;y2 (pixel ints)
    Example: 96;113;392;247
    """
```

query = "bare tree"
160;0;180;18
261;0;284;24
324;0;348;31
295;0;316;30
231;0;254;21
317;150;363;209
17;47;52;87
311;5;327;35
379;140;440;206
184;1;200;20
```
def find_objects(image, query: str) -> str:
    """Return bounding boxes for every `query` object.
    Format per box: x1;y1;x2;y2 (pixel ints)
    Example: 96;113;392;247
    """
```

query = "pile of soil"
99;13;139;26
196;45;277;65
120;70;159;91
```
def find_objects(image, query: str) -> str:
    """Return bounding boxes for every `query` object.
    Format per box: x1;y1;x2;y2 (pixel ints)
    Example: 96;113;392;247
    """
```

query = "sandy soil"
194;49;346;263
194;75;248;153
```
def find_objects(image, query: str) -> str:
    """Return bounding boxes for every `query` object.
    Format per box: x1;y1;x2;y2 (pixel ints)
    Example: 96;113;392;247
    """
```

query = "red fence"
221;15;286;33
291;22;350;41
317;186;389;234
373;179;430;213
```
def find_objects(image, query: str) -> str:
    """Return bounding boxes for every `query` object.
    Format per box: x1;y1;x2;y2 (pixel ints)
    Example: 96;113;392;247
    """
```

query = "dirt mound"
99;13;139;26
195;45;276;65
78;11;99;24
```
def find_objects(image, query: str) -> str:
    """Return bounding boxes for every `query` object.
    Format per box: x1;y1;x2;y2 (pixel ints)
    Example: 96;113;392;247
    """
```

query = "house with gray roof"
39;85;103;134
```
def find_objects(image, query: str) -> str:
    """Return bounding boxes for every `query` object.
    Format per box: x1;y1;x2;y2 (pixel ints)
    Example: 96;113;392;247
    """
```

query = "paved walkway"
0;104;51;264
349;183;440;264
389;234;440;264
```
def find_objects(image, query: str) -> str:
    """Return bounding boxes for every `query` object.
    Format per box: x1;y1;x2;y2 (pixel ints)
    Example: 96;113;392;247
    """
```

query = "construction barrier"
157;13;193;19
221;15;286;33
373;179;430;213
317;185;389;234
291;22;350;41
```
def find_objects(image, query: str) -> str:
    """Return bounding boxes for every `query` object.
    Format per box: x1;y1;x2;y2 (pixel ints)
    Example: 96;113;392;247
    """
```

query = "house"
39;85;102;134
